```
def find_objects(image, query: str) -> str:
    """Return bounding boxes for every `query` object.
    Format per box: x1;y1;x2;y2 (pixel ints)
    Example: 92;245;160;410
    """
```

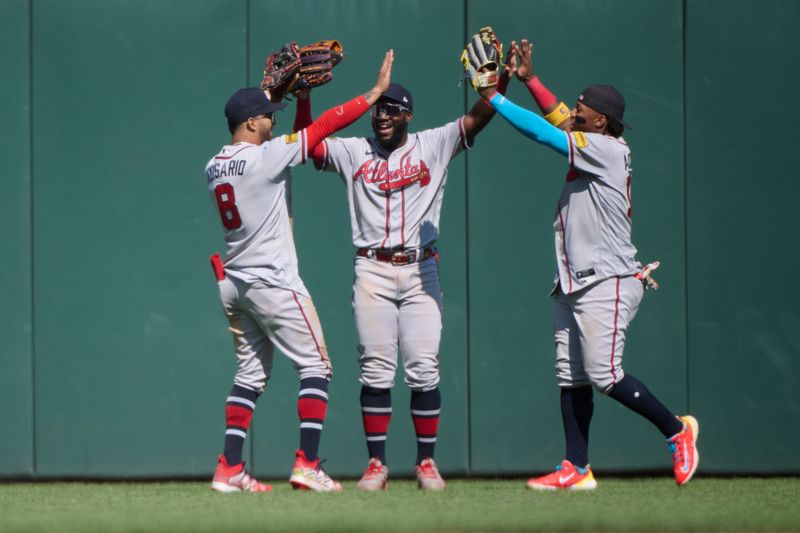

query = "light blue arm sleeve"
489;93;569;157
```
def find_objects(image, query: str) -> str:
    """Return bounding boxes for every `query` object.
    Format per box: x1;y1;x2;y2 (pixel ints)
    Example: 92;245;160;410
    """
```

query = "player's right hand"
514;39;535;82
366;49;394;105
375;50;394;93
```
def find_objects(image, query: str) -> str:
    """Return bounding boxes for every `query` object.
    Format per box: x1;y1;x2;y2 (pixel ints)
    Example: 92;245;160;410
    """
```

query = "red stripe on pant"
610;276;621;385
298;398;328;421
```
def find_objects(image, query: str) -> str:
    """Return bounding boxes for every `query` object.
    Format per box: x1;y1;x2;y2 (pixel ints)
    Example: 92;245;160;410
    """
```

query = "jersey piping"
215;144;255;160
609;276;621;386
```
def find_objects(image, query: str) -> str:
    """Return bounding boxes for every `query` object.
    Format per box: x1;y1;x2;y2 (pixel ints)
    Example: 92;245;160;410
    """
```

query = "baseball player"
206;50;394;493
472;40;700;490
292;36;510;490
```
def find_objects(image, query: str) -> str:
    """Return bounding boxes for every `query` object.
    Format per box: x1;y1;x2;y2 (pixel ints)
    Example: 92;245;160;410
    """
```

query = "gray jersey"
554;131;640;294
205;131;310;295
318;118;468;249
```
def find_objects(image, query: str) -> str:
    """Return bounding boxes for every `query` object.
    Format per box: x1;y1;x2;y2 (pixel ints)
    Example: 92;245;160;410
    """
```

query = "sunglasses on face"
254;113;276;126
371;101;409;118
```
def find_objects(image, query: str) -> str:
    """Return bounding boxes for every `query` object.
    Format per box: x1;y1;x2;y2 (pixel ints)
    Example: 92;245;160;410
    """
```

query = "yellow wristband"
544;102;571;127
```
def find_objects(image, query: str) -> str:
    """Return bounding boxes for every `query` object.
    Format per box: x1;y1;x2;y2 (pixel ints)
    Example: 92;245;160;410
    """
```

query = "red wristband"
526;76;558;112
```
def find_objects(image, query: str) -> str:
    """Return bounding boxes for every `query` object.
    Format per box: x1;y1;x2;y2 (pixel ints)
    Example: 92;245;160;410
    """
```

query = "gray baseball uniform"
488;84;697;488
206;134;331;393
317;118;469;389
554;130;642;391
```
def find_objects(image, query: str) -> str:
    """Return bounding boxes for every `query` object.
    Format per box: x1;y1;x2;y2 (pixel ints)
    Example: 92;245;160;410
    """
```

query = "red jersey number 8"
214;183;242;229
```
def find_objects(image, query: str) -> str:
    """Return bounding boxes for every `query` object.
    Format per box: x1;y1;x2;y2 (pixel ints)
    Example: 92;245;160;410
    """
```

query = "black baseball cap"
578;85;632;129
380;83;413;112
224;87;287;124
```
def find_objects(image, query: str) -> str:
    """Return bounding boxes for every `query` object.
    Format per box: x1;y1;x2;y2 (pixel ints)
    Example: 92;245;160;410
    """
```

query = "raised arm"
293;90;313;132
479;89;569;156
461;26;510;143
303;50;393;150
462;68;510;143
513;39;572;129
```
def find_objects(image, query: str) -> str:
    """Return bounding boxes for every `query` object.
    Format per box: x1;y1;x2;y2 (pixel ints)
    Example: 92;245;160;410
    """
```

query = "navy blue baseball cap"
224;87;287;124
380;83;413;112
578;85;632;129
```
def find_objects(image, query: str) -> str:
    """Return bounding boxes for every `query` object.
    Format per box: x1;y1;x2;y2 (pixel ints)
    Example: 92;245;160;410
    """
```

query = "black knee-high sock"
223;384;259;466
561;385;593;468
298;377;329;462
411;388;441;465
607;374;683;437
360;386;392;464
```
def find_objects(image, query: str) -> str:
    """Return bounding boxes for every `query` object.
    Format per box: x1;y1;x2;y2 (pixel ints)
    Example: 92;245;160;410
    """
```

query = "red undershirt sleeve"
293;97;313;132
304;96;369;149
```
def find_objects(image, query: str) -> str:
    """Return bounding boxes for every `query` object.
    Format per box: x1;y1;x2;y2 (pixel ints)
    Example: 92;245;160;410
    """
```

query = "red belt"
356;247;436;266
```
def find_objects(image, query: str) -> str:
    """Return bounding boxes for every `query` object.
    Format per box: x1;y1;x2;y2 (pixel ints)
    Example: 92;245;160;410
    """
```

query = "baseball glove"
461;26;503;90
260;42;301;100
295;39;345;91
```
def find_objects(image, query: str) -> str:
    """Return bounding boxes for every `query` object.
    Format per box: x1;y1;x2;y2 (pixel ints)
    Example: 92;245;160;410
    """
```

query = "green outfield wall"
1;0;797;478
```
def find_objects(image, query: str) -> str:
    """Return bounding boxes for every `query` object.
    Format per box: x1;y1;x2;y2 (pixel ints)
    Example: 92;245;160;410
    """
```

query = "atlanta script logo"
353;158;431;191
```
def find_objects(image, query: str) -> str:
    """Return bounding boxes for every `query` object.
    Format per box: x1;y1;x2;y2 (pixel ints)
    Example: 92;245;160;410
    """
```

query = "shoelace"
366;463;384;475
314;457;330;475
668;425;685;457
240;471;258;489
308;458;335;484
419;462;439;477
668;441;683;461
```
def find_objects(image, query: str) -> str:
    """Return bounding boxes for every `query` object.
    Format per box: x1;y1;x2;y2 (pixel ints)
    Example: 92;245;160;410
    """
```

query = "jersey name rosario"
206;159;247;182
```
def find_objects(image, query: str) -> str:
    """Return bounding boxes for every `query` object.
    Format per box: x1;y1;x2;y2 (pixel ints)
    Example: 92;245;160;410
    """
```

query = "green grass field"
1;477;799;532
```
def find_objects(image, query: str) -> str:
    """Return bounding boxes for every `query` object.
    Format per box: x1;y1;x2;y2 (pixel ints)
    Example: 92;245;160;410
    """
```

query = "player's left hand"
461;26;503;92
505;41;519;79
261;42;302;101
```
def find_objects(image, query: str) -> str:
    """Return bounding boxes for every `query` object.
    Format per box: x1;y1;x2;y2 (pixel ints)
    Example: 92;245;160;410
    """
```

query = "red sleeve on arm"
310;141;325;167
294;96;313;132
303;95;369;149
496;74;509;96
525;76;558;112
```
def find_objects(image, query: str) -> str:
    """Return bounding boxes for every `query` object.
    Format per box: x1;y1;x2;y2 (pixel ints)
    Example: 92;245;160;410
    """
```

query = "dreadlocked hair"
606;116;625;138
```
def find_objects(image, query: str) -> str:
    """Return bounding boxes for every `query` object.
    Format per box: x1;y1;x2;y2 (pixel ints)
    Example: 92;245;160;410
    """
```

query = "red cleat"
356;457;389;491
415;458;446;491
668;415;700;486
527;460;597;491
211;455;272;493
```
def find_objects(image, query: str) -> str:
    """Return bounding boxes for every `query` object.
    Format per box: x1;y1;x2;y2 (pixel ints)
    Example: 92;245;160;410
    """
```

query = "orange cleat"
668;415;700;486
211;455;272;493
526;459;597;491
